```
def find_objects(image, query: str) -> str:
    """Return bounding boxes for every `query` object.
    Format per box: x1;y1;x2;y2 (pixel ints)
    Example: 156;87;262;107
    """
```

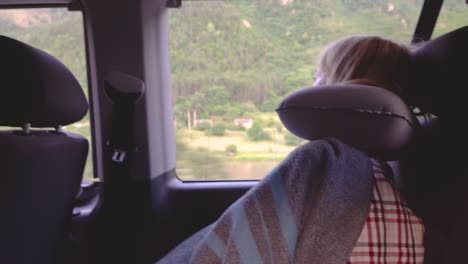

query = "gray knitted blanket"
157;138;375;264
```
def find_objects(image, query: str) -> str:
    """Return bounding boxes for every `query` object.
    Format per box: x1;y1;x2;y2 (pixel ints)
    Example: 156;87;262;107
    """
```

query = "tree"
259;91;282;112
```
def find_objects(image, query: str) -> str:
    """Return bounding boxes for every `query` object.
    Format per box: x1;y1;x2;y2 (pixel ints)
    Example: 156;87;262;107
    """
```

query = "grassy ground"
180;129;295;157
175;117;306;180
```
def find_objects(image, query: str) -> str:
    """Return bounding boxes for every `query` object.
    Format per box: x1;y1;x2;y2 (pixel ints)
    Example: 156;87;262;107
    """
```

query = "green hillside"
169;0;466;123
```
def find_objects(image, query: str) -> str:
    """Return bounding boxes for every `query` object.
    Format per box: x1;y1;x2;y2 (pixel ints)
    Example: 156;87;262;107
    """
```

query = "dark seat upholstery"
0;36;89;264
399;26;468;263
405;26;468;119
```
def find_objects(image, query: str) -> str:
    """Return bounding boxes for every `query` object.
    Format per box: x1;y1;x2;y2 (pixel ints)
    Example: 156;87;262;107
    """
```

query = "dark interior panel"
151;170;254;261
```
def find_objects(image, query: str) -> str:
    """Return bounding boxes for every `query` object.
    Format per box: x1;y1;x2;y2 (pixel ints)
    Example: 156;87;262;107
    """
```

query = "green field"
175;112;306;180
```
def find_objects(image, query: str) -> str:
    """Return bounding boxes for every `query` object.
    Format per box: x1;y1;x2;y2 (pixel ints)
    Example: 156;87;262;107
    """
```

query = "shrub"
247;123;272;141
225;144;237;155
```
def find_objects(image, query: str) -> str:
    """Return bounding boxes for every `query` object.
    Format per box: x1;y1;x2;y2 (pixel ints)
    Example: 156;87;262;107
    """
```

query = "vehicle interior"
0;0;467;263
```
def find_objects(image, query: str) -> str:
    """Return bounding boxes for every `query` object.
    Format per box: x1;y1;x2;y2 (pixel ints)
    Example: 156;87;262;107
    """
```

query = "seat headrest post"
22;123;31;134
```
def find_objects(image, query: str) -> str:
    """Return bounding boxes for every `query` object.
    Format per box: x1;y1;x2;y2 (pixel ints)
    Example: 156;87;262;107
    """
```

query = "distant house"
233;118;254;130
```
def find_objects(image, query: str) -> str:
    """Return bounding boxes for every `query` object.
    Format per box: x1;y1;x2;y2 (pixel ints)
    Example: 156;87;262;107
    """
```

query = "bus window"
169;0;427;181
0;8;95;181
432;0;468;38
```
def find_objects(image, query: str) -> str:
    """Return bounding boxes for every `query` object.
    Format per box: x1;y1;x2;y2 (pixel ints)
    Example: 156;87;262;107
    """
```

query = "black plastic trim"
412;0;444;44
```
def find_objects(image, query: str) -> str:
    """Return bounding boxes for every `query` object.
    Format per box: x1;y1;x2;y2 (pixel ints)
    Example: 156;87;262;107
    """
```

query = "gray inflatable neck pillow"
276;84;419;160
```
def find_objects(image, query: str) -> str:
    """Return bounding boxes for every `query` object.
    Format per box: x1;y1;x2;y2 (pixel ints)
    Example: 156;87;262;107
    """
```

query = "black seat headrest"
406;26;468;117
276;84;419;160
0;35;88;127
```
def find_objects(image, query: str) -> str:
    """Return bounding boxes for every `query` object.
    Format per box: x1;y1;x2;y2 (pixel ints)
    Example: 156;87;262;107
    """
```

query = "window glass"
169;0;424;181
0;8;94;181
433;0;468;38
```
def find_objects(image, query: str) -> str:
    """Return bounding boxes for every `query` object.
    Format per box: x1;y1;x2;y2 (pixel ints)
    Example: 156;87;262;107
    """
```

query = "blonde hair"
318;35;411;95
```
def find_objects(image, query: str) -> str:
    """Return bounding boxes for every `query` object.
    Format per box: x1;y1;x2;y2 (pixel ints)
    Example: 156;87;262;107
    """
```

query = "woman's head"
316;35;411;95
